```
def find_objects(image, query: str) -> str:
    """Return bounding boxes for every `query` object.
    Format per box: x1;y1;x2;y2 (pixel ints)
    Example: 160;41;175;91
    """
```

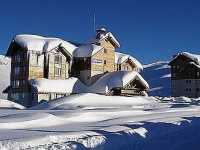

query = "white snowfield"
0;94;200;149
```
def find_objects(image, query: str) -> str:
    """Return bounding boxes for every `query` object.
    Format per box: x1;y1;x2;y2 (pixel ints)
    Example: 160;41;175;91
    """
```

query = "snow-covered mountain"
0;55;10;99
142;61;171;97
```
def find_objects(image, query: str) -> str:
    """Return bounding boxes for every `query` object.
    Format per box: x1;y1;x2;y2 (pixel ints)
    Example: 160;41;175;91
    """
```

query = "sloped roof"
7;34;77;56
73;44;103;57
91;31;120;48
29;77;87;94
169;52;200;65
115;52;143;70
88;71;149;94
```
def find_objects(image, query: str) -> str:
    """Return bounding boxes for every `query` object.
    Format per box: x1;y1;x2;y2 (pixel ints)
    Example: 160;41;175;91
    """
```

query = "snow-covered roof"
12;34;77;56
88;71;149;94
170;52;200;65
73;44;103;57
29;77;87;94
115;52;143;70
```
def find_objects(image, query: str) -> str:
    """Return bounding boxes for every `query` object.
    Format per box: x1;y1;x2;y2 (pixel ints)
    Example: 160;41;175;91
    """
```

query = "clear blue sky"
0;0;200;64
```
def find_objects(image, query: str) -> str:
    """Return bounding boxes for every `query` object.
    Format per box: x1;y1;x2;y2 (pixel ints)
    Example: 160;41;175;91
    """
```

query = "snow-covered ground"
142;61;171;96
0;93;200;149
0;55;10;99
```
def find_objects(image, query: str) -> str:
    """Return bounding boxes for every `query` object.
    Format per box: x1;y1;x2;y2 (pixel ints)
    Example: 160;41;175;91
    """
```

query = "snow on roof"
170;52;200;65
14;34;77;56
29;77;87;94
88;71;149;94
73;44;103;57
115;52;143;70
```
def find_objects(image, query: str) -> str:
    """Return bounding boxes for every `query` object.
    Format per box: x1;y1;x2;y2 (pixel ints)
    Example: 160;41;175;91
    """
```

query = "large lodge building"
169;52;200;98
4;28;149;107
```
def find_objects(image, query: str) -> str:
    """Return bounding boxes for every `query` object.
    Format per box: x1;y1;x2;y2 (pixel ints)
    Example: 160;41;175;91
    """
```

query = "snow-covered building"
169;52;200;97
115;52;143;72
4;35;76;106
4;28;149;107
89;71;149;96
72;28;120;85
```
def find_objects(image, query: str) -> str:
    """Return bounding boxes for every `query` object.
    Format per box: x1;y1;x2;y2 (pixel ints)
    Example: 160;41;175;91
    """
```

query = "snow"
0;99;25;109
142;61;171;96
0;94;200;149
73;44;103;57
170;51;200;65
14;34;77;56
29;77;87;94
115;52;143;70
88;71;149;94
0;55;10;99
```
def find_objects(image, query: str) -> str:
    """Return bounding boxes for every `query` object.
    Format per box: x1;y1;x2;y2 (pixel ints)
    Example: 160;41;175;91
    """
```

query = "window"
55;55;62;64
31;53;40;66
196;88;200;92
104;49;107;53
55;67;61;76
197;72;200;77
104;60;106;65
127;66;129;71
14;67;20;75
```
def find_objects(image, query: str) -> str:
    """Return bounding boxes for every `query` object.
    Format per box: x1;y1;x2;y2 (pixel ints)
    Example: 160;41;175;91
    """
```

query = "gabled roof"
88;71;149;94
90;28;120;48
169;52;200;66
115;52;143;70
6;34;77;57
29;77;87;94
73;44;103;57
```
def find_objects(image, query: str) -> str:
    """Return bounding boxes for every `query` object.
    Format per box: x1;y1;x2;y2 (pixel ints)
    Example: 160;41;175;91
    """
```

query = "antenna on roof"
93;12;96;33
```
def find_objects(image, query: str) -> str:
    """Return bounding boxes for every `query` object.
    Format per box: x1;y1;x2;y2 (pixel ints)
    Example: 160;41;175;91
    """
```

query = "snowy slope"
0;55;10;99
0;94;200;149
142;61;171;96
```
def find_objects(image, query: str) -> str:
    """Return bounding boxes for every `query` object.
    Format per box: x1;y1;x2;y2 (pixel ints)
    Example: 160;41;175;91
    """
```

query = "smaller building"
88;71;149;96
115;52;143;72
169;52;200;97
29;77;87;105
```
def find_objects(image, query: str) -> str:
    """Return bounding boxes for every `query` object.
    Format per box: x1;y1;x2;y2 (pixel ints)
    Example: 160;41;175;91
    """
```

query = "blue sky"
0;0;200;64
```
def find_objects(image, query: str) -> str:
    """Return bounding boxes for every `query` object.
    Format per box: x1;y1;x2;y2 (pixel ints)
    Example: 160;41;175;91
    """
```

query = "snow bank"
32;93;155;110
89;71;149;94
0;55;10;99
29;77;87;94
14;34;77;56
115;52;143;70
0;99;25;109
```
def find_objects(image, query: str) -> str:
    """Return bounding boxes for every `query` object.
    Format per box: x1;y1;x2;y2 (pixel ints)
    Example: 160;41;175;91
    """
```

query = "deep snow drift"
0;93;200;150
0;99;25;109
142;61;171;96
0;55;10;99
